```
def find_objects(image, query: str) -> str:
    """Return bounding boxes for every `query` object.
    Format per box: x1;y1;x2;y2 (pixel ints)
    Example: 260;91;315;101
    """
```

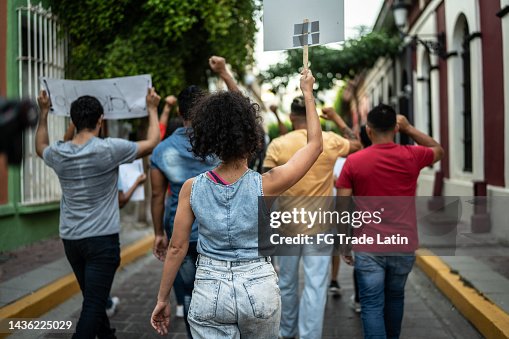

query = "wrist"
401;125;414;135
302;91;314;99
333;115;344;126
219;70;230;79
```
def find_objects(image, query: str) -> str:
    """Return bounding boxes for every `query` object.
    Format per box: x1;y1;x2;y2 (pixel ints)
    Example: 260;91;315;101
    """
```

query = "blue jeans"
188;255;280;339
278;243;333;339
63;234;120;339
355;253;416;339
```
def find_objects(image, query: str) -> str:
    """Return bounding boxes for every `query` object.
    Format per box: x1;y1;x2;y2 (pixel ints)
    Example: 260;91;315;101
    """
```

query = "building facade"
0;0;67;251
344;0;509;240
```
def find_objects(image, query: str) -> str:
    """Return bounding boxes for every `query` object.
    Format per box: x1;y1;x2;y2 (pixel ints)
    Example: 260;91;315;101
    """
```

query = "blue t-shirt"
150;127;219;242
43;137;138;240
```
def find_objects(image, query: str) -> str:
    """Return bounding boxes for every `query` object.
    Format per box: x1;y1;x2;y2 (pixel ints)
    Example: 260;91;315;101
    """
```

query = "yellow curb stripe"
0;234;154;337
416;249;509;339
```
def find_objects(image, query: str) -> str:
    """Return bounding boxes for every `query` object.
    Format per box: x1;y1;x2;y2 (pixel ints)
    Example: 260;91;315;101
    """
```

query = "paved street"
7;253;481;339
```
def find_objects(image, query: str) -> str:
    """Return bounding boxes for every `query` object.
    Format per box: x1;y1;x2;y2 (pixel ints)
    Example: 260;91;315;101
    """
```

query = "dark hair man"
263;98;361;339
36;88;161;338
336;104;444;339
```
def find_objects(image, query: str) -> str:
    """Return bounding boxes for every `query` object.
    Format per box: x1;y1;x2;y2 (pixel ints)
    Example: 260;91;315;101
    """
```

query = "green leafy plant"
261;30;400;93
51;0;260;96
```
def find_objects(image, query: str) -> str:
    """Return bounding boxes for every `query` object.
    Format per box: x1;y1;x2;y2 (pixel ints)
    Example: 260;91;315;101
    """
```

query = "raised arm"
151;178;194;335
397;114;444;164
321;107;361;153
150;168;169;261
262;70;323;196
159;95;177;139
136;88;161;158
270;104;289;136
35;90;50;158
209;56;240;93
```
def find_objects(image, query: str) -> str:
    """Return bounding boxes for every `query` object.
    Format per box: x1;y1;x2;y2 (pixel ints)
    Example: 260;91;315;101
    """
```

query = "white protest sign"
118;159;145;202
263;0;344;51
39;74;152;120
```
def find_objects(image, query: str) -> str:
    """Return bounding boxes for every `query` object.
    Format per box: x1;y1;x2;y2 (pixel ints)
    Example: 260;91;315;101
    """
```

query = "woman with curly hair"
150;68;322;338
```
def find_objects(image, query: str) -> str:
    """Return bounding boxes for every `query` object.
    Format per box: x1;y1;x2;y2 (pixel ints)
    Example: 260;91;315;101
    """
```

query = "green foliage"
51;0;259;96
333;86;345;116
262;30;400;93
267;121;292;140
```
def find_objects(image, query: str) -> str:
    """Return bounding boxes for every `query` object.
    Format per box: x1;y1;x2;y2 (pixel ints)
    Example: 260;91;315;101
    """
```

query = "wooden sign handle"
303;19;309;70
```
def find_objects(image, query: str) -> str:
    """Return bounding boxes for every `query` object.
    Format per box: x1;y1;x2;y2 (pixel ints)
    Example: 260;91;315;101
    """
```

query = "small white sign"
39;74;152;120
118;159;145;201
263;0;345;51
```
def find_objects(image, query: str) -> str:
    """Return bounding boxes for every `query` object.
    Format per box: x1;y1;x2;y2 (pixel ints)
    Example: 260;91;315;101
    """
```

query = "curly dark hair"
189;91;264;162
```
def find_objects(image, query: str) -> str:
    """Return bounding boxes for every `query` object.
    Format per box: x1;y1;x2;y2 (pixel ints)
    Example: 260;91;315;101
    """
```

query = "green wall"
0;0;60;252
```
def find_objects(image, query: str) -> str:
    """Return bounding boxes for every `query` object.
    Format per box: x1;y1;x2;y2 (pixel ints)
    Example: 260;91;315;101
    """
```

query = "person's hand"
397;114;412;134
300;69;315;95
136;173;147;184
209;56;227;75
37;90;51;116
165;95;177;107
153;235;168;262
269;104;278;114
146;87;161;111
321;107;339;121
150;301;171;335
342;255;354;266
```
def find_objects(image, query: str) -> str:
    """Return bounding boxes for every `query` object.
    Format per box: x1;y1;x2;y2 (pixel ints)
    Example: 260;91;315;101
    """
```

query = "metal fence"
17;0;67;205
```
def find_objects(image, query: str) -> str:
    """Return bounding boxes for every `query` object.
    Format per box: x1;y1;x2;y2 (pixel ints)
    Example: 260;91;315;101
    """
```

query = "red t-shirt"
336;143;434;252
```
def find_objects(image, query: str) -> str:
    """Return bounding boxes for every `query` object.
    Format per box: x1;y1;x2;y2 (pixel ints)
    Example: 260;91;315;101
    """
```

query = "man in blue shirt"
150;56;238;337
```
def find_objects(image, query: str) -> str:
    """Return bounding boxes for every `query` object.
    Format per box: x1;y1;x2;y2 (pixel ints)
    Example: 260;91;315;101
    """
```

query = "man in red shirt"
336;104;443;339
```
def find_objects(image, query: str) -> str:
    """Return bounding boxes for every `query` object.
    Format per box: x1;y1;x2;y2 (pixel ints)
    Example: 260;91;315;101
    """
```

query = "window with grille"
17;1;67;205
461;23;473;173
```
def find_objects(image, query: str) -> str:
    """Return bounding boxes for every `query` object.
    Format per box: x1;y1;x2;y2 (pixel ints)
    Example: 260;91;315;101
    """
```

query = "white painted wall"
445;0;485;185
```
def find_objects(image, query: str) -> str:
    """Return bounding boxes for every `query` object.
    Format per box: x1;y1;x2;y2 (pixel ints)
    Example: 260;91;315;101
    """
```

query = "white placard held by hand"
118;159;145;202
263;0;344;52
39;74;152;120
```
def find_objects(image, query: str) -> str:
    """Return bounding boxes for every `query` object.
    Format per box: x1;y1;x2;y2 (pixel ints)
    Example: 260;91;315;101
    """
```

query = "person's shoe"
106;296;120;317
350;294;361;313
176;304;184;318
328;280;341;296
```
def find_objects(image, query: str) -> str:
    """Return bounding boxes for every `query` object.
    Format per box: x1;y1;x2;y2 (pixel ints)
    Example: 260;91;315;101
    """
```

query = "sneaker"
176;304;184;318
328;280;341;295
106;296;120;317
350;294;361;313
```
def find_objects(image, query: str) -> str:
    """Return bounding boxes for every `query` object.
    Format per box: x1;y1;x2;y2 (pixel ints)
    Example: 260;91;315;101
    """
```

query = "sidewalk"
417;214;509;338
0;223;152;310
